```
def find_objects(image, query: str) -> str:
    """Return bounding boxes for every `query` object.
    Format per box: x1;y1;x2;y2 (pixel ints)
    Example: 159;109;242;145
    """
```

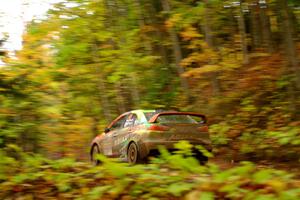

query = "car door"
101;114;128;157
112;113;137;157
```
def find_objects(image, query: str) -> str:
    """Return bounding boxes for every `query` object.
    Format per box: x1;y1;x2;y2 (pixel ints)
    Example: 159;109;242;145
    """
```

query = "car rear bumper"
138;139;212;159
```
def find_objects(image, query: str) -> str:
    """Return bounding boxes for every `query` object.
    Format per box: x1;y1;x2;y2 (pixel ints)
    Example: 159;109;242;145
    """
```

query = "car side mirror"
104;128;110;134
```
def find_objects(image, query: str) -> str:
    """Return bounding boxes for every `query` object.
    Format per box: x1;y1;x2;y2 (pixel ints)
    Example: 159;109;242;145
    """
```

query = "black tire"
194;150;208;165
196;153;208;165
198;156;208;165
127;142;141;164
90;144;101;166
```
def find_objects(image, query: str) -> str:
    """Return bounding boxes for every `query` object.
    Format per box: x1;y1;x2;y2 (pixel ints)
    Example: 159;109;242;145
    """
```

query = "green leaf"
167;183;194;197
253;169;274;183
200;192;215;200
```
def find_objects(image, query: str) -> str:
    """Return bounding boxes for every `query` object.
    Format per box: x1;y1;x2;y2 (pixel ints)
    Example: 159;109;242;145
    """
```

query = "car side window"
132;114;140;125
111;115;128;130
124;114;137;128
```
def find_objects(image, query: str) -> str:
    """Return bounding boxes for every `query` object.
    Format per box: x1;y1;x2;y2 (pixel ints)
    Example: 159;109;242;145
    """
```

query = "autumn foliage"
0;0;299;198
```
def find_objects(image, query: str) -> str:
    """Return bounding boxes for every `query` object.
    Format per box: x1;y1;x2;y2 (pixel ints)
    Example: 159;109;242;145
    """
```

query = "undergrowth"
0;142;299;200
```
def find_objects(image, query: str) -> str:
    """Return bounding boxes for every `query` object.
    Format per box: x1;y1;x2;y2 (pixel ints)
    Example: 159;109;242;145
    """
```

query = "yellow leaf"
180;27;202;41
182;65;221;78
165;14;182;28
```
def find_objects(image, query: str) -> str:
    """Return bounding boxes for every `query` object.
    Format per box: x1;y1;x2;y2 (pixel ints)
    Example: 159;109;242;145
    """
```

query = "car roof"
131;109;155;114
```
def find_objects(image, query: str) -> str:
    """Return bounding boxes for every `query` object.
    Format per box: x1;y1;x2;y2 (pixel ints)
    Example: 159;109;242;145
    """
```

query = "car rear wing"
148;112;207;123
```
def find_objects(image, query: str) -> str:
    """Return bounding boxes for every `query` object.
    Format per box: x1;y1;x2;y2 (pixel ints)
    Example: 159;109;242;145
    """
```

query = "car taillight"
148;125;170;131
197;126;209;132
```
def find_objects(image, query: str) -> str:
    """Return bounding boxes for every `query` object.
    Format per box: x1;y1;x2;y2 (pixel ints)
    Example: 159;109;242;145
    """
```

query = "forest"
0;0;300;199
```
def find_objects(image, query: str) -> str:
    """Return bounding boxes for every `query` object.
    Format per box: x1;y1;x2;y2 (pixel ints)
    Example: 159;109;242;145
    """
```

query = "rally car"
90;110;212;164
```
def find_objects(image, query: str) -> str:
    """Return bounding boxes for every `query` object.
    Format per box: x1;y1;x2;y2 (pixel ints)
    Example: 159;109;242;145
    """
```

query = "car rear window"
144;112;156;121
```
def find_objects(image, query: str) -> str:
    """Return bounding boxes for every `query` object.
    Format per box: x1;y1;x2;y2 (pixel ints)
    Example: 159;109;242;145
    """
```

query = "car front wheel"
90;144;101;165
127;142;141;164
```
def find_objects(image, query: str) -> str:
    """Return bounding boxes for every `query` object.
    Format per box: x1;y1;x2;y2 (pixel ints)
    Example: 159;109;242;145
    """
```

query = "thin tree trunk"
238;1;249;64
203;0;221;96
203;0;213;48
278;0;300;89
156;28;169;65
277;0;300;119
91;116;99;137
130;73;140;108
104;0;133;115
147;0;169;65
135;0;145;27
59;85;69;158
161;0;190;101
91;43;112;122
115;81;127;113
229;8;239;60
259;2;273;53
135;0;152;53
250;3;262;48
109;0;141;109
97;72;112;121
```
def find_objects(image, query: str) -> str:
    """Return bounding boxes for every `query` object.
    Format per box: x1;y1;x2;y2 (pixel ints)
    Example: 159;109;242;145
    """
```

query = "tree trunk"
147;0;169;65
250;3;262;49
238;1;249;64
97;73;112;122
160;0;191;101
135;0;153;53
277;0;300;119
130;73;140;108
203;0;221;96
91;43;112;122
91;116;99;137
203;0;213;48
259;2;273;53
135;0;145;27
278;0;300;89
115;81;127;113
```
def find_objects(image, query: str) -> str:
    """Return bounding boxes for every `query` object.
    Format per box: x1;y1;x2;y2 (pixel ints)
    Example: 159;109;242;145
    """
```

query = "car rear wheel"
127;142;141;164
91;144;101;165
195;153;208;165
